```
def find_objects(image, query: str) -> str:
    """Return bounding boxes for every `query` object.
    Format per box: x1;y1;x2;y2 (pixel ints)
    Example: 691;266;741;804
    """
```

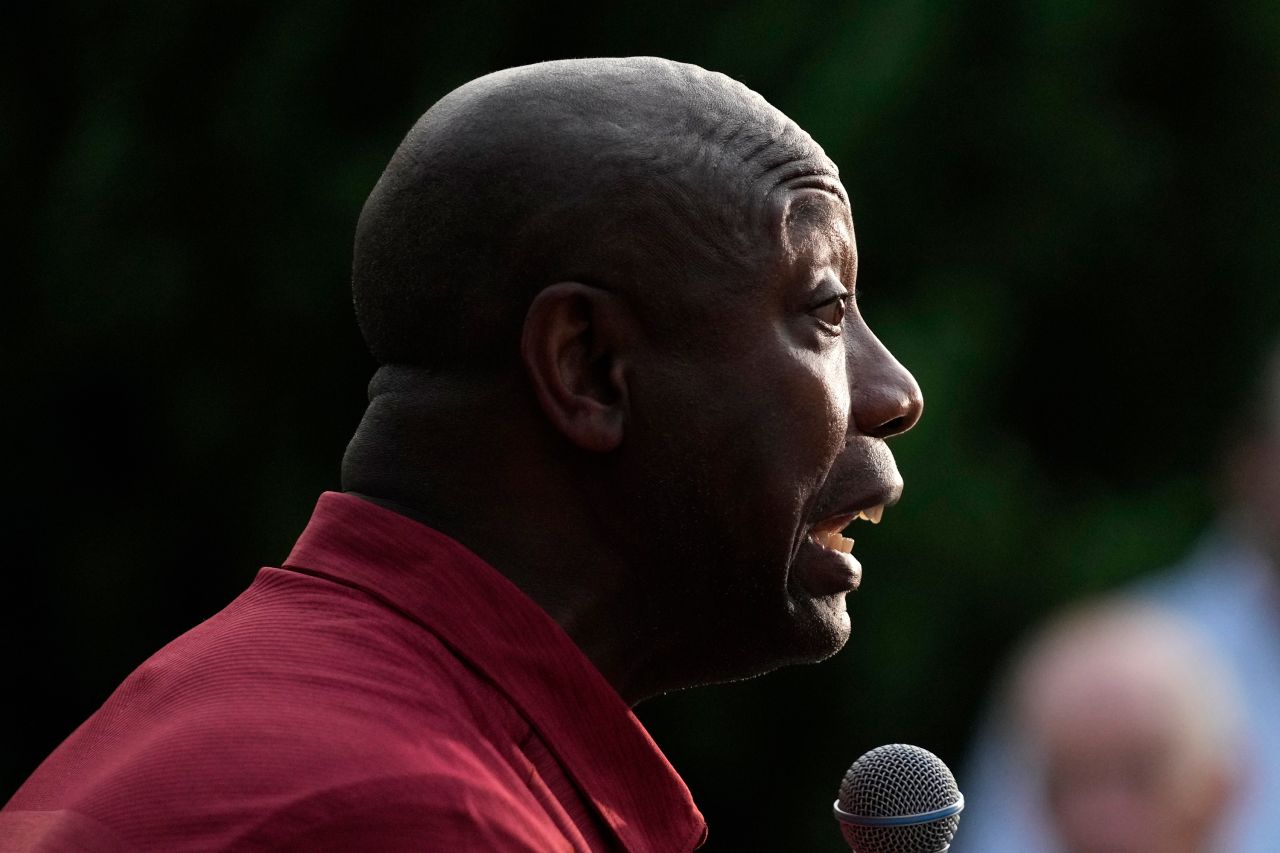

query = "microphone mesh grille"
837;744;961;853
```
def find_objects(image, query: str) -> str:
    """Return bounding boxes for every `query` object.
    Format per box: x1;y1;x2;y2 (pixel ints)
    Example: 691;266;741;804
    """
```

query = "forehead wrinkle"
563;66;840;300
653;153;847;303
526;63;840;299
610;136;789;303
355;56;857;369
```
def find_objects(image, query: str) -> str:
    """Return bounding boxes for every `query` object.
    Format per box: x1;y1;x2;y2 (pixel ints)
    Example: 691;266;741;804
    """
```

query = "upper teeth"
857;505;884;524
809;505;886;553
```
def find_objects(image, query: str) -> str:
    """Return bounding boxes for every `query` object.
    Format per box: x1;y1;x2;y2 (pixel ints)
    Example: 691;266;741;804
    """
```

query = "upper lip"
807;481;903;537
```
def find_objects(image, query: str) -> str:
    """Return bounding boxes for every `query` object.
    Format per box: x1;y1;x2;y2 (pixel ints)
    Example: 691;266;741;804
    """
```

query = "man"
956;343;1280;853
2;57;922;851
1002;599;1242;853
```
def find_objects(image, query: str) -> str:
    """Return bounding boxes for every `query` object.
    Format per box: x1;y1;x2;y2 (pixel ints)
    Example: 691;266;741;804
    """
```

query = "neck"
341;366;663;705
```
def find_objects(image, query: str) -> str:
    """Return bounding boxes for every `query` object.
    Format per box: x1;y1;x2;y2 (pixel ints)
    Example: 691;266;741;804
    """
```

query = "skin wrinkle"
357;61;831;368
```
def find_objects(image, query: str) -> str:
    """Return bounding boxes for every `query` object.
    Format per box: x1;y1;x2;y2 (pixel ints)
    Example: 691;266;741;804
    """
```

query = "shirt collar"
283;491;706;852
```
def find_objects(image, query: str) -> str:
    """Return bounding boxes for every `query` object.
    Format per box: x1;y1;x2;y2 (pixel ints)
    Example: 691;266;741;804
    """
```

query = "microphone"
832;743;965;853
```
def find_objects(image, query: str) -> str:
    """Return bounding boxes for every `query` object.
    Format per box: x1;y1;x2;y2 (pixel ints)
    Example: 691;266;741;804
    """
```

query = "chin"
781;592;854;663
685;594;854;689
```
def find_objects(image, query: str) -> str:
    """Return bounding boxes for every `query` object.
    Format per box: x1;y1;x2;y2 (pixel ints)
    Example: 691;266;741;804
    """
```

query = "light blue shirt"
954;531;1280;853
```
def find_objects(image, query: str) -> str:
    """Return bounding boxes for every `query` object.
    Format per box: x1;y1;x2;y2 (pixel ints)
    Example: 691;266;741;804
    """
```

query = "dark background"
5;2;1279;850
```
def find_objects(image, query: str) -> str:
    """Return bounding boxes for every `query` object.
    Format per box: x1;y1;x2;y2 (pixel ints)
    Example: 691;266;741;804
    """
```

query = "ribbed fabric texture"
2;492;706;852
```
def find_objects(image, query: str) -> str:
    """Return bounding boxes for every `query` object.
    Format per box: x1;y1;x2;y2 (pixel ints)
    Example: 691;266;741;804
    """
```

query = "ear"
521;282;630;453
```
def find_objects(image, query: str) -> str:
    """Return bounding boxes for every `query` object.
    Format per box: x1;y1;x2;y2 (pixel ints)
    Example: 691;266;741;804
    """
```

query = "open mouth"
808;504;885;555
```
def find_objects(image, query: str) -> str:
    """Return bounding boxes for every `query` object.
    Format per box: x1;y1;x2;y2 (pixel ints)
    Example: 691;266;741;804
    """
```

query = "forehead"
763;182;857;280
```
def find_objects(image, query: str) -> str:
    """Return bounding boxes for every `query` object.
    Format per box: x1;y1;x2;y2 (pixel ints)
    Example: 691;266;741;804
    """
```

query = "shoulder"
228;770;575;853
11;569;541;849
3;769;574;853
17;684;550;851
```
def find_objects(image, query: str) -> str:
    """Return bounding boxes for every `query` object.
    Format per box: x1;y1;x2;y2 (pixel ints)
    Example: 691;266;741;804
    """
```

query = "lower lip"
796;538;862;596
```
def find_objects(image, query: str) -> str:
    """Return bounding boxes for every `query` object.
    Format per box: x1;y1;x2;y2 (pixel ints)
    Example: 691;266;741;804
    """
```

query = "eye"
810;292;849;331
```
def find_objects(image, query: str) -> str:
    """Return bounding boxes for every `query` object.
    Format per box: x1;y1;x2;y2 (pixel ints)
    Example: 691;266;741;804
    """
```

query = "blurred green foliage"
4;2;1279;850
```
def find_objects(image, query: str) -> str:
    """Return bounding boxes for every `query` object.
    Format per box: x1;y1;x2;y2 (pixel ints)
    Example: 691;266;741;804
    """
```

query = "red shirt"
2;492;706;852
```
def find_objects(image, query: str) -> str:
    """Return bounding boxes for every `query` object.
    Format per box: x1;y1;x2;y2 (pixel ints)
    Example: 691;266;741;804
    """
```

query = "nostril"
874;415;907;437
849;351;924;438
858;388;922;439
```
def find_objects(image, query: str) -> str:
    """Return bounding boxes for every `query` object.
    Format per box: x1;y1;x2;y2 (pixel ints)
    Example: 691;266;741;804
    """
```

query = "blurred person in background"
1008;599;1241;853
957;343;1280;853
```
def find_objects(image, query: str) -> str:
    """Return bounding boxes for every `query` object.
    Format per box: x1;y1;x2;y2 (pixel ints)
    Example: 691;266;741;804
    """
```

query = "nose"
848;330;923;439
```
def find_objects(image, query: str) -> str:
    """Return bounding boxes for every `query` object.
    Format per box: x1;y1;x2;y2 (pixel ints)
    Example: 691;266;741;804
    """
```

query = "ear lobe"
521;282;629;453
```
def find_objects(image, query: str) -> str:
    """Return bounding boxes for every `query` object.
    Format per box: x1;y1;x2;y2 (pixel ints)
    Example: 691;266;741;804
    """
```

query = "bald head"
342;58;923;701
352;57;840;370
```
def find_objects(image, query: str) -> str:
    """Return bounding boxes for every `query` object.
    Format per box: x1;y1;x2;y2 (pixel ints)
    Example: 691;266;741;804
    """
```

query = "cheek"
770;341;848;438
744;350;850;512
637;337;850;538
825;353;851;439
798;346;850;461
